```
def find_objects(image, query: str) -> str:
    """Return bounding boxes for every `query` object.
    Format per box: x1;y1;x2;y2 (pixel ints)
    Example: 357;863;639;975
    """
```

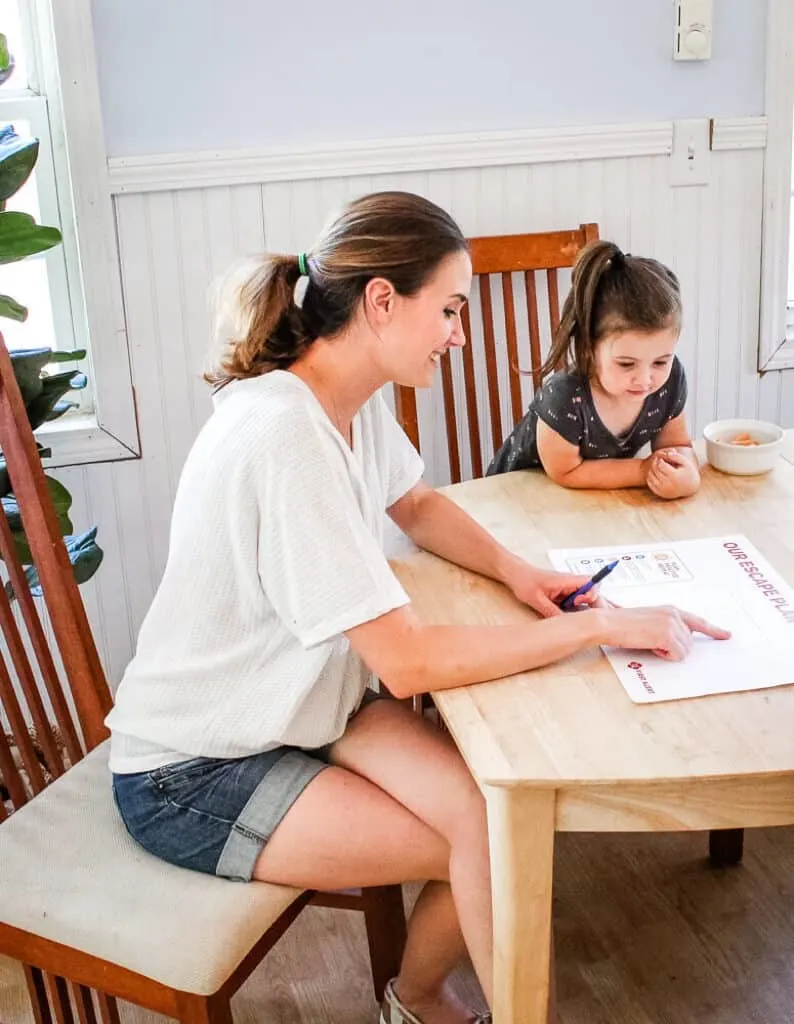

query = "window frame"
2;0;139;465
758;0;794;371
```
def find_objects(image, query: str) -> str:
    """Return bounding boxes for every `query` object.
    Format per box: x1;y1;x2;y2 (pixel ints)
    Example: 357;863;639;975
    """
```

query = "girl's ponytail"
539;241;681;381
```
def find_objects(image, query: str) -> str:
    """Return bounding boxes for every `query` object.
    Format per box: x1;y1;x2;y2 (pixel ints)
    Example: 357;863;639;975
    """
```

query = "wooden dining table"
390;432;794;1024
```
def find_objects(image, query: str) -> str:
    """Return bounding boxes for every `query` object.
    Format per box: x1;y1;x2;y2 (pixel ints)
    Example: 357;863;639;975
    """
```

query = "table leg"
485;785;556;1024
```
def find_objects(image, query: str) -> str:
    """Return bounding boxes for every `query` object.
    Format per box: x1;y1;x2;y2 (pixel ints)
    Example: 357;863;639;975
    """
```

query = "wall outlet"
669;118;711;187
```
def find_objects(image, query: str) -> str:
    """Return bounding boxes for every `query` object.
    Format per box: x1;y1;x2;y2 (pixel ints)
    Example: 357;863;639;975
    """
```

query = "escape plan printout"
549;536;794;704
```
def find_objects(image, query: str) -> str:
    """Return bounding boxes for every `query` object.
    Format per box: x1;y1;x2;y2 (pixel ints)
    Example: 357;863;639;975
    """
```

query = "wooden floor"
3;826;794;1023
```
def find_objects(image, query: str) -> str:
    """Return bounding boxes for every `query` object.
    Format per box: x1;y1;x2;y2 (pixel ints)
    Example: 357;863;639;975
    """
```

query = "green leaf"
44;399;78;423
0;211;61;263
44;475;73;520
9;348;50;404
5;527;103;601
46;348;87;363
25;370;86;430
0;293;27;322
0;39;15;87
0;126;38;203
1;477;73;541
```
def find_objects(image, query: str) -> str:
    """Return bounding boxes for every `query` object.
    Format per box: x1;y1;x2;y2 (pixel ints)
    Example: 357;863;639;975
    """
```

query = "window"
759;0;794;370
1;0;74;360
788;109;794;338
0;0;138;465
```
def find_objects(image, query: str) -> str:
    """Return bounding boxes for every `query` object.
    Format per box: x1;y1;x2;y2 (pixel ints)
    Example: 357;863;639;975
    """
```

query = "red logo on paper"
626;660;654;695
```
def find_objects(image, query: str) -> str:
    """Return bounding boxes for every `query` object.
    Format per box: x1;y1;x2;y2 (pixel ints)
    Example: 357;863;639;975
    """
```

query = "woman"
107;192;727;1024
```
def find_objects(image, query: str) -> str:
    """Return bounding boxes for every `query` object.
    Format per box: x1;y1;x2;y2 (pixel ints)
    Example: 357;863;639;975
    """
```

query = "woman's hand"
503;561;600;618
598;604;730;660
646;449;700;499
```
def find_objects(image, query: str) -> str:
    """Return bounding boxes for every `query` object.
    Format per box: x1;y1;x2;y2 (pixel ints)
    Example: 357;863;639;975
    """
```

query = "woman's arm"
389;482;594;617
535;420;651;489
346;602;728;698
389;482;520;587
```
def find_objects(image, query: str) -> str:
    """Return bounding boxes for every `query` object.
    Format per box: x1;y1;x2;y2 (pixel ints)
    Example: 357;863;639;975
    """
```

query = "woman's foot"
380;978;489;1024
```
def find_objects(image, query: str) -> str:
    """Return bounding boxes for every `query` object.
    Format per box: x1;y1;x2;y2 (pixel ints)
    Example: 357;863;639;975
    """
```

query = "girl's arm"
535;419;651;489
652;413;699;467
648;413;701;497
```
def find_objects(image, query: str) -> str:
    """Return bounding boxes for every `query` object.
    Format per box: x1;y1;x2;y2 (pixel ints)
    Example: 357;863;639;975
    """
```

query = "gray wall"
91;0;767;157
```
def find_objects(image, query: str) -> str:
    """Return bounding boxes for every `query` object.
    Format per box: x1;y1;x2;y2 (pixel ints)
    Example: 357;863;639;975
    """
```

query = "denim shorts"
112;691;382;882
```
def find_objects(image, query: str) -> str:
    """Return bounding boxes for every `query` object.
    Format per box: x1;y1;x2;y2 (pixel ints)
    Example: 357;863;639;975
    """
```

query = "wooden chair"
0;335;406;1024
393;226;744;868
395;223;599;482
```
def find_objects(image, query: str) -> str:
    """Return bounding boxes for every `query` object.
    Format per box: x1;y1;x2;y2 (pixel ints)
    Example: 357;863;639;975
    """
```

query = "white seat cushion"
0;742;303;995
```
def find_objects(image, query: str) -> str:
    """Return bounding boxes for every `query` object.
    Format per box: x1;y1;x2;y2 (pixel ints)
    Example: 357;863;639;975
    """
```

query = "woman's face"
369;250;472;388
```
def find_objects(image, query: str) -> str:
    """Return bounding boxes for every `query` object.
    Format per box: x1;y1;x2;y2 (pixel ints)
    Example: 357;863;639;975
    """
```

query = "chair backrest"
0;335;110;820
394;223;599;482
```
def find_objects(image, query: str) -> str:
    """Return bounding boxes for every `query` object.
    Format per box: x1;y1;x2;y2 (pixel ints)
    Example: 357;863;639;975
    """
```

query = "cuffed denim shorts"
112;691;382;882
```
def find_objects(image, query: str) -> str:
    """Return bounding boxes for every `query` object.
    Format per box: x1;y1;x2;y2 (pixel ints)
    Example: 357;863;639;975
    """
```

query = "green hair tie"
297;252;308;276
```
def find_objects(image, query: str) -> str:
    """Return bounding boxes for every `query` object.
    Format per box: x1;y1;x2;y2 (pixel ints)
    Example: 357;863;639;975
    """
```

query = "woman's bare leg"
253;700;492;1022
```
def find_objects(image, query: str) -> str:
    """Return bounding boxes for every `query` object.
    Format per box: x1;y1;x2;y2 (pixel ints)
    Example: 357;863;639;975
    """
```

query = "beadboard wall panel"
55;135;793;686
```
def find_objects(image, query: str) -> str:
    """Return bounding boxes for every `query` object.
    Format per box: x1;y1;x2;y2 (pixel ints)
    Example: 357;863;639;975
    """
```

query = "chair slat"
501;272;523;427
43;973;75;1024
547;268;561;334
0;722;30;809
24;966;53;1024
0;651;47;795
96;993;121;1024
525;271;543;392
440;350;461;484
393;380;420;453
459;303;483;478
70;983;98;1024
479;276;503;453
0;339;110;751
0;503;82;766
394;224;599;479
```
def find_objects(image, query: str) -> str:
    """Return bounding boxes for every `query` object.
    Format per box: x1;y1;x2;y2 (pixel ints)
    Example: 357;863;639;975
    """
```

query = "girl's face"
366;250;472;388
592;326;679;402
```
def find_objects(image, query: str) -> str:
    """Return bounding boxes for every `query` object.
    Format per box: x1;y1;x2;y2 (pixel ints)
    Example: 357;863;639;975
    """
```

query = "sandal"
379;979;492;1024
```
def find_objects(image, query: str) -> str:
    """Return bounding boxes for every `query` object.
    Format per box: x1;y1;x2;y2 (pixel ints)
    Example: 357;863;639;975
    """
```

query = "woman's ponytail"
205;254;313;388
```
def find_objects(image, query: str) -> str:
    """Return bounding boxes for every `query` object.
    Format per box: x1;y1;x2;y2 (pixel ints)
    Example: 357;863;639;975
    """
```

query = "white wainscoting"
55;119;794;686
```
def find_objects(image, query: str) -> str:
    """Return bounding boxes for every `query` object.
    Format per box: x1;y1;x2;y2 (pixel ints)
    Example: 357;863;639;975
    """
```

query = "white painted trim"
710;117;768;151
758;0;794;372
29;0;140;458
37;413;137;467
107;116;768;196
108;122;676;194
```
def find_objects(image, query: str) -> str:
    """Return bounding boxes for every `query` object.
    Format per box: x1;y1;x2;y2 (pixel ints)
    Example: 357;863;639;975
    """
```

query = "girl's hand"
646;449;700;499
504;562;600;618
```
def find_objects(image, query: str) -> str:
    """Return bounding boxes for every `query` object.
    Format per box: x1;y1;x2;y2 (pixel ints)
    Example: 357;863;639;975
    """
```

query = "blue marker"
560;559;619;611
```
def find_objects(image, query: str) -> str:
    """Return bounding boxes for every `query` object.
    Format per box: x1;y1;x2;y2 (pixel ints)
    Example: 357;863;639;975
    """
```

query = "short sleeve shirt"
107;372;425;772
487;357;688;474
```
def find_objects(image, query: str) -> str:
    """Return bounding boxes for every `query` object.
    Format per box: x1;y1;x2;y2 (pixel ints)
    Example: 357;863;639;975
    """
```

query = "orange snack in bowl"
730;432;761;447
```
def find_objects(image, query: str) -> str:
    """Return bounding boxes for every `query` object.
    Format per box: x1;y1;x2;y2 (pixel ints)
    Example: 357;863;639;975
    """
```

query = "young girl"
487;241;700;500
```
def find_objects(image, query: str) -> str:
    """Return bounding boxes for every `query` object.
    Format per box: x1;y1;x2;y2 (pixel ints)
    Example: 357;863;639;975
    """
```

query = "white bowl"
703;418;784;476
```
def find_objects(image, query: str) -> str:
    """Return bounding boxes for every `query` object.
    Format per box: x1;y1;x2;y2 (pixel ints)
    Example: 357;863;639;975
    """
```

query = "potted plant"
0;32;102;599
